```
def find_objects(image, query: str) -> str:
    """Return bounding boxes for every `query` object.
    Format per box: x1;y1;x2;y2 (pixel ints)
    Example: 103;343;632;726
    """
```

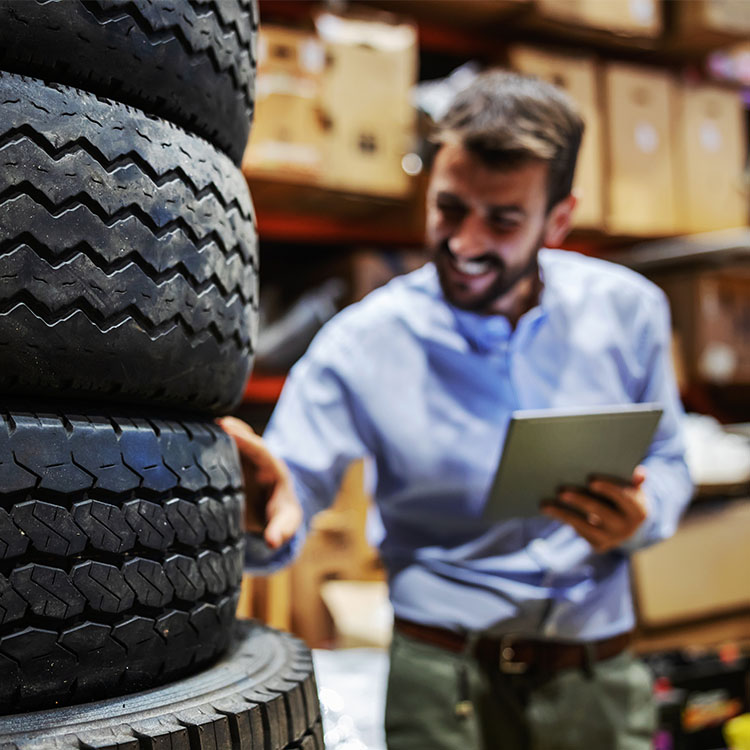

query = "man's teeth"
453;257;492;276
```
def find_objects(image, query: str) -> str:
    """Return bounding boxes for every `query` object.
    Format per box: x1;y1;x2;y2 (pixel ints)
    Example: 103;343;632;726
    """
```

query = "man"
222;71;692;749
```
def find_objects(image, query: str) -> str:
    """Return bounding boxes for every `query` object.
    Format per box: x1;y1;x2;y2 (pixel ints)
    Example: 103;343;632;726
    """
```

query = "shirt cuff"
242;528;306;575
617;486;656;554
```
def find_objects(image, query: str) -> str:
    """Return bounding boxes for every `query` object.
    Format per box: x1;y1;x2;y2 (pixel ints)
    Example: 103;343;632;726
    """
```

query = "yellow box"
509;45;605;230
315;11;419;198
674;0;750;42
242;26;325;181
674;83;748;234
632;501;750;627
534;0;662;37
603;63;678;236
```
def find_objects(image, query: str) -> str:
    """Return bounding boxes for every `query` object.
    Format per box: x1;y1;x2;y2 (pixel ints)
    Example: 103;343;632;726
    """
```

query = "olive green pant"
385;630;656;750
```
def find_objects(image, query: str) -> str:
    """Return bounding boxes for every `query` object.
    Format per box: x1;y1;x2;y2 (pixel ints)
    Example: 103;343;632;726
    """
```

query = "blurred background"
234;2;750;747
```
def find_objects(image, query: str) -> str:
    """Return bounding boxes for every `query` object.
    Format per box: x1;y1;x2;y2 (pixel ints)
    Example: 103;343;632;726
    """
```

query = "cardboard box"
674;84;748;234
244;15;418;199
603;63;678;236
650;265;750;386
508;46;605;230
314;11;418;198
242;26;325;181
534;0;662;37
673;0;750;47
631;500;750;628
320;580;392;649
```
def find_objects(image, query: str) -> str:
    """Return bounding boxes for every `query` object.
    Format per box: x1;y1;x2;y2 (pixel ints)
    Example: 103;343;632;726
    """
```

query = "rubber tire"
0;404;246;714
0;0;257;164
0;72;258;415
0;621;322;750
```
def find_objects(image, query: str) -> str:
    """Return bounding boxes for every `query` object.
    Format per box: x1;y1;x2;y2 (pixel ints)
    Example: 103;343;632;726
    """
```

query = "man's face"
426;142;554;315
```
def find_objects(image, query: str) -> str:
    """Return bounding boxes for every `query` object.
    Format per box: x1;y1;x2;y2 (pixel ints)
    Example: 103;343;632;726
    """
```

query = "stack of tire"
0;2;322;748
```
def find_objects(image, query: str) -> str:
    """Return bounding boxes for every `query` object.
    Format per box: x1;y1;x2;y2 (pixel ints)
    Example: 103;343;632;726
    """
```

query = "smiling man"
222;71;692;749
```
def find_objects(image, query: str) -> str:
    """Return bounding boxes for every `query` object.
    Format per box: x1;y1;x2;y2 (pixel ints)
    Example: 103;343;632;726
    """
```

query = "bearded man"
223;71;692;750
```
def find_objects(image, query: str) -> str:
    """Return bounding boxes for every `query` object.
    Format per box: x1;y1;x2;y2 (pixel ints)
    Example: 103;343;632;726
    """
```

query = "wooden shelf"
633;610;750;654
607;228;750;271
257;212;423;247
248;176;427;247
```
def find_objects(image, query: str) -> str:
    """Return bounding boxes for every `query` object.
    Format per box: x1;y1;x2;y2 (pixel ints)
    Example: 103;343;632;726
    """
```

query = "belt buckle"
499;634;529;674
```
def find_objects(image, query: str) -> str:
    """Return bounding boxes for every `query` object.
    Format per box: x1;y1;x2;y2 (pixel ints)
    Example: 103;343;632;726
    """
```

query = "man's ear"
543;193;577;248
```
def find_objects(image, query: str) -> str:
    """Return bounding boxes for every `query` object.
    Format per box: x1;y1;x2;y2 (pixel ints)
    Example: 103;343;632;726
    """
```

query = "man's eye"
437;203;465;219
489;217;520;232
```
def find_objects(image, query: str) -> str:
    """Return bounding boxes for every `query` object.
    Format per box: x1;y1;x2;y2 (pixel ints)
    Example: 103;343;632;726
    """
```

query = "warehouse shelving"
251;0;748;251
245;0;750;411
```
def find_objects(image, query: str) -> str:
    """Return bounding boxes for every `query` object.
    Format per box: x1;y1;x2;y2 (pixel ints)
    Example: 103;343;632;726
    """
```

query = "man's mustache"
435;241;504;270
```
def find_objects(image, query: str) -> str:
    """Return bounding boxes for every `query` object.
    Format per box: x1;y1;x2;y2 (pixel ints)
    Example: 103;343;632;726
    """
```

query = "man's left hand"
541;466;648;553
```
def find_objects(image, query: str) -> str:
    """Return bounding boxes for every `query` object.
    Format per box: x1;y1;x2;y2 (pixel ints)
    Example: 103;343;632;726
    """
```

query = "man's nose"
447;212;490;258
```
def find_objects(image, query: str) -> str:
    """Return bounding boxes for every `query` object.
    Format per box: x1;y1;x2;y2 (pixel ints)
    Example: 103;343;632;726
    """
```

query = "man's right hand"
218;416;303;549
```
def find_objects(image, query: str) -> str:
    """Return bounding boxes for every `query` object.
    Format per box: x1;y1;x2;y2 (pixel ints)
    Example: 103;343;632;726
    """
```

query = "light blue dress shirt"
261;249;693;640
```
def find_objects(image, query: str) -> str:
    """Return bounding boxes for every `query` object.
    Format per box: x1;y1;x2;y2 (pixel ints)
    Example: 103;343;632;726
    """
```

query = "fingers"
218;415;256;439
217;416;304;548
587;479;647;525
264;488;304;549
218;416;286;485
218;416;265;460
556;490;625;532
543;472;650;552
541;503;611;552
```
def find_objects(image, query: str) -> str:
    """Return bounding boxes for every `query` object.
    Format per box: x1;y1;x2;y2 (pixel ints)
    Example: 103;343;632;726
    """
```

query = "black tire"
0;72;258;415
0;0;257;164
0;404;246;714
0;621;322;750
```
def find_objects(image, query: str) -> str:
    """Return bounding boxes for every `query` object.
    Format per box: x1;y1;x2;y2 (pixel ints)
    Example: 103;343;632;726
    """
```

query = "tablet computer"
483;403;663;521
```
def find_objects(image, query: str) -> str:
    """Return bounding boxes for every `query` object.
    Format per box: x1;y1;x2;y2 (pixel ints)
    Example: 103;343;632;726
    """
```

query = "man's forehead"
428;143;548;205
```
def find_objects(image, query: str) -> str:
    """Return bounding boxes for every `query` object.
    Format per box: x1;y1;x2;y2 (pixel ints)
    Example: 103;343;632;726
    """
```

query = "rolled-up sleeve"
621;290;693;552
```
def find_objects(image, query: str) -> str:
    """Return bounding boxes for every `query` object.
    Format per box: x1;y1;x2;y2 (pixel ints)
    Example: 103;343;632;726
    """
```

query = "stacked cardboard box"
632;500;750;628
604;65;747;236
316;12;418;197
674;83;748;234
511;46;748;237
529;0;662;38
247;6;748;233
673;0;750;48
244;12;418;199
603;63;680;236
242;26;326;181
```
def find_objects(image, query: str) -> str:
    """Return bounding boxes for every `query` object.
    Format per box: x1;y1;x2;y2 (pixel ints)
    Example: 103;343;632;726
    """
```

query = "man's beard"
433;239;541;313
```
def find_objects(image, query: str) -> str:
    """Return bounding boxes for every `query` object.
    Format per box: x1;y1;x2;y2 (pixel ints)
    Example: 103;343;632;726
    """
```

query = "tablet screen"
483;403;663;521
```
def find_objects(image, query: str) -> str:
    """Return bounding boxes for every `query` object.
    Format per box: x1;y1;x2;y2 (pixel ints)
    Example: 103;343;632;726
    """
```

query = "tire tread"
0;408;245;712
0;0;258;162
0;72;258;413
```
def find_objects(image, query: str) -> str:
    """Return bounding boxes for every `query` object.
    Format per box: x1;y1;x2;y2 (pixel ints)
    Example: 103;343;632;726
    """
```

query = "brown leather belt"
394;617;632;675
